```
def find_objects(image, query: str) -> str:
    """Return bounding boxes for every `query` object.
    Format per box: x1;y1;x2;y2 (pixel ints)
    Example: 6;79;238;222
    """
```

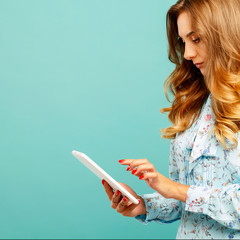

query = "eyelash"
178;37;200;44
193;38;200;43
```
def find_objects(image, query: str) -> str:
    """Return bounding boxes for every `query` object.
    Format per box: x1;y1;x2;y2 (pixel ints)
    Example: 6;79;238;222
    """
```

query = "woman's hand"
119;158;189;202
102;180;146;217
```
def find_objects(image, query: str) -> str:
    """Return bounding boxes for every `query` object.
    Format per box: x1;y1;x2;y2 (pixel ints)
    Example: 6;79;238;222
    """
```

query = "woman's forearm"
173;183;190;203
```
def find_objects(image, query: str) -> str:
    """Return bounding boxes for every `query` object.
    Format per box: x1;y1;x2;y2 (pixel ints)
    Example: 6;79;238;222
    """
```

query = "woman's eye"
193;38;200;43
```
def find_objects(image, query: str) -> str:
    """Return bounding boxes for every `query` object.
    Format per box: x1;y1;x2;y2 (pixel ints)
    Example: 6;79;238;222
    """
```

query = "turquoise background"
0;0;178;239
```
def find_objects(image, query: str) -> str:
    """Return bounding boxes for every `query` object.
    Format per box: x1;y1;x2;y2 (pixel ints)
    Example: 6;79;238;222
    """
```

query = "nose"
184;43;197;61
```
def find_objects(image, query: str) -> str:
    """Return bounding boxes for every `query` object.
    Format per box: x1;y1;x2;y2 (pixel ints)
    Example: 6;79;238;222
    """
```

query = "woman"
102;0;240;238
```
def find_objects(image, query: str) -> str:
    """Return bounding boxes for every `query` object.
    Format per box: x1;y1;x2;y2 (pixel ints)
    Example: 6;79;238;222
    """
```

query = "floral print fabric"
135;94;240;239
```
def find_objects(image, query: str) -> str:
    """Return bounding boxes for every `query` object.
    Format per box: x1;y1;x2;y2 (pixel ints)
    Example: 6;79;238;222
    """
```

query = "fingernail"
123;197;127;202
102;179;105;185
138;199;141;204
126;166;131;171
132;169;137;174
119;159;125;163
139;175;144;180
115;190;120;195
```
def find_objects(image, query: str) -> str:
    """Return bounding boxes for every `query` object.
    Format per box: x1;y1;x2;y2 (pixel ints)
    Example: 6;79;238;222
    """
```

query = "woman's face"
177;11;208;76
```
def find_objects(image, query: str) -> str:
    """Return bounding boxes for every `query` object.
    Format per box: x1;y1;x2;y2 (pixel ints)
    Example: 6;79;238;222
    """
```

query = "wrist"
173;183;190;203
138;196;147;215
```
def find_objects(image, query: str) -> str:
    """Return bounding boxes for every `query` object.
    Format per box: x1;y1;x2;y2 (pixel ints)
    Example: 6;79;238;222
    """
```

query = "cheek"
201;52;208;61
199;44;208;60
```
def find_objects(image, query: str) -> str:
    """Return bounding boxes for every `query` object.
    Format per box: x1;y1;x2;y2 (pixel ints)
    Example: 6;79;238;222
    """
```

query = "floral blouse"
135;94;240;239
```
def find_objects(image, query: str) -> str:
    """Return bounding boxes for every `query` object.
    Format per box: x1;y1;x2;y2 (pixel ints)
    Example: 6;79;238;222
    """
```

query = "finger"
139;172;158;181
111;190;122;209
118;159;134;165
119;159;149;170
131;163;156;177
129;159;149;171
116;196;129;213
119;158;148;165
102;180;114;201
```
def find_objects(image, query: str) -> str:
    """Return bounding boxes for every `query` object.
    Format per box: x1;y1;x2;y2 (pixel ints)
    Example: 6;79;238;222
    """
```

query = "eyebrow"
178;31;195;39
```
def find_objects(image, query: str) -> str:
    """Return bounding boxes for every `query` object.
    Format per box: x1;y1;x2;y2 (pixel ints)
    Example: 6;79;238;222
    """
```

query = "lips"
194;62;204;68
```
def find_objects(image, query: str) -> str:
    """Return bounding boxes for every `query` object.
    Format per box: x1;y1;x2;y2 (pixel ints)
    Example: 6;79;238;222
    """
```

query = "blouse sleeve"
135;140;183;225
135;192;182;225
185;135;240;230
185;184;240;230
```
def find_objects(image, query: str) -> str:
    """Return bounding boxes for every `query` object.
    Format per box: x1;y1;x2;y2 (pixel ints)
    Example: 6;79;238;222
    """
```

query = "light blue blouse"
135;94;240;239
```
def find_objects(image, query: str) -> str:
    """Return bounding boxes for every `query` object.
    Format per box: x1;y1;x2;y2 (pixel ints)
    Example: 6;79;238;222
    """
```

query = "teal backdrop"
0;0;178;239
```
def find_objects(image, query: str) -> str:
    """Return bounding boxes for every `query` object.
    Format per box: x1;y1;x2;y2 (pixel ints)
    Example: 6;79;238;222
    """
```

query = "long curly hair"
160;0;240;150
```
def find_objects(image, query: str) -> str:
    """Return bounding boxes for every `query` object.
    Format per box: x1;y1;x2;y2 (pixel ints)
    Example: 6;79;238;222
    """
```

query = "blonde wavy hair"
160;0;240;150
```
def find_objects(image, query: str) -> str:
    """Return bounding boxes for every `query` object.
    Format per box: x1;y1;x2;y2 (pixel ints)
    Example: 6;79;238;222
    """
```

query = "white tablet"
72;150;139;204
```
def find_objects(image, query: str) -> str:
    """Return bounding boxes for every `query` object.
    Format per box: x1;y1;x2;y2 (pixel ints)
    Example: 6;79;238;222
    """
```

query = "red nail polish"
119;160;125;163
115;190;120;195
126;166;131;171
123;197;127;202
132;169;137;174
139;175;144;180
138;199;141;204
102;179;105;185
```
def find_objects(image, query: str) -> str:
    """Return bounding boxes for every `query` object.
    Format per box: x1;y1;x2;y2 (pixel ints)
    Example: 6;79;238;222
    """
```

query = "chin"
200;69;205;76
